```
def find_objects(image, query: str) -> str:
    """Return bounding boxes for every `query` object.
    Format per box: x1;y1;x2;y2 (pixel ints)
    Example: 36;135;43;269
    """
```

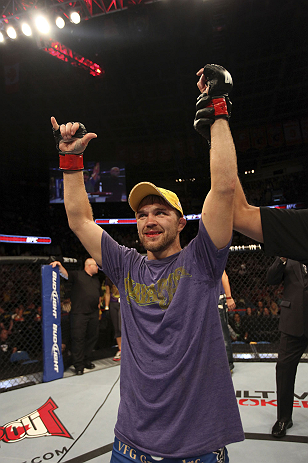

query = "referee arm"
233;177;264;243
50;261;69;279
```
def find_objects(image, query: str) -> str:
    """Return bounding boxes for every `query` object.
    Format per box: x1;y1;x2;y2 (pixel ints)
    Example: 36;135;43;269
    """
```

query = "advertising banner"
41;265;64;382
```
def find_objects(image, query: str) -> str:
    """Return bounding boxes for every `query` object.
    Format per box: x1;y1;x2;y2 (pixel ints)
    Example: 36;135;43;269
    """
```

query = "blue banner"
41;265;64;382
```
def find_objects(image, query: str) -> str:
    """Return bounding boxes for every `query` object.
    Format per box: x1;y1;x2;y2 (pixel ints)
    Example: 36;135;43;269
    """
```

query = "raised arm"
201;118;237;249
194;65;237;249
50;117;103;266
233;178;264;243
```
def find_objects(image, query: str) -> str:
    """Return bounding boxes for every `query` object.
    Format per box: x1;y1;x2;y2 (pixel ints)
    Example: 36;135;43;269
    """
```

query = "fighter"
50;64;244;463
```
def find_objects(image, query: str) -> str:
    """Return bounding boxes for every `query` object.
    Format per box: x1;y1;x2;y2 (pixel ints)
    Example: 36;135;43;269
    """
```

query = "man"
50;64;244;462
0;328;17;364
83;170;95;193
50;258;102;375
104;277;122;362
266;256;308;437
104;166;125;202
233;179;308;262
219;270;236;372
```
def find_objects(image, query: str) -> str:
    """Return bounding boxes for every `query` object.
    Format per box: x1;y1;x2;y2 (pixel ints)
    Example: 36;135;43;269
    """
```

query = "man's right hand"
51;117;97;171
50;261;68;279
50;260;61;268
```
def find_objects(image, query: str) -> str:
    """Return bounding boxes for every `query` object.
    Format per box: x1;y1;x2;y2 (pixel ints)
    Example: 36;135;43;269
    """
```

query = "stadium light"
7;25;17;39
21;22;32;37
70;12;81;25
55;16;65;29
35;15;50;34
0;32;4;42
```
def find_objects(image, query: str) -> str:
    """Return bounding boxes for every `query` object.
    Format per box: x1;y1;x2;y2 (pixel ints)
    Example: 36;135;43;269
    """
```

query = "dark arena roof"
0;0;307;253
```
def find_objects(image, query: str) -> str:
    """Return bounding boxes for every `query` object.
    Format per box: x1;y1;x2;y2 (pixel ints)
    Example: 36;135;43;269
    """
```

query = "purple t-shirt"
101;220;244;457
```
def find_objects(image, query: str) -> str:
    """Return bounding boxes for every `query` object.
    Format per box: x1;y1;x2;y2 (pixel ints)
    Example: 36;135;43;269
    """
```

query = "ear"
178;216;186;232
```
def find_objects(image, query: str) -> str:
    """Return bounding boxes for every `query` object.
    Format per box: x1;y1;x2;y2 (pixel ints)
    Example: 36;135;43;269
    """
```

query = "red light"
43;38;104;78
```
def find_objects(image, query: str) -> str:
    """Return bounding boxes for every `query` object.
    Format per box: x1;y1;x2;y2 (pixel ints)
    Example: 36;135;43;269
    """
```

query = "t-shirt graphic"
124;267;192;310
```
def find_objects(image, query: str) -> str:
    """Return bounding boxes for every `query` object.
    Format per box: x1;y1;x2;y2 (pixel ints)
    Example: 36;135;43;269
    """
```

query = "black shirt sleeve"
260;207;308;262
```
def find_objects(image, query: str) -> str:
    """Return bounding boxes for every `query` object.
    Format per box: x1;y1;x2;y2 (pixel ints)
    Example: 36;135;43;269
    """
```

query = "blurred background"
1;0;308;387
0;0;307;259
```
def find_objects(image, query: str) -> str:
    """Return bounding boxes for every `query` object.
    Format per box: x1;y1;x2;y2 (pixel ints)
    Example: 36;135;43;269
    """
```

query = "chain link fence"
226;245;308;361
1;249;307;392
0;256;80;392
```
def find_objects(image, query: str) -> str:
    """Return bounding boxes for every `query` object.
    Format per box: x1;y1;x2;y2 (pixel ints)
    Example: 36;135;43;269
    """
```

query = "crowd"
241;171;307;207
0;301;42;371
0;169;306;373
0;259;121;376
1;170;307;261
228;305;280;344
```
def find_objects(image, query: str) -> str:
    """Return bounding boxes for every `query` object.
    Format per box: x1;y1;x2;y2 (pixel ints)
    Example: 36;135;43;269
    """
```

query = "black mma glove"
194;64;233;143
52;122;87;171
193;94;214;141
204;63;233;98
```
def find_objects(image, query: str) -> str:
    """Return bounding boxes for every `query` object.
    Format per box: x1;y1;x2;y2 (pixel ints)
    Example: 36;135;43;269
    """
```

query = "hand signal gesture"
51;117;97;155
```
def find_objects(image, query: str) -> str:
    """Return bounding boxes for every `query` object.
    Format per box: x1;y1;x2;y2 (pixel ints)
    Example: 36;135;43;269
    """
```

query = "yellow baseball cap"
128;182;183;216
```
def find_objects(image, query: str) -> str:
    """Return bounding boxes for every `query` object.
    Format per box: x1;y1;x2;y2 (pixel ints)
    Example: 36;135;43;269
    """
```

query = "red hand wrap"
212;98;228;117
59;154;84;171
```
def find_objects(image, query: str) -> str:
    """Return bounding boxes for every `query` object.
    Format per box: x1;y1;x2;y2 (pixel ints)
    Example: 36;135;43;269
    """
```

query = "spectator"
219;270;235;372
241;307;256;342
104;166;126;202
83;170;95;193
0;306;13;334
105;277;122;361
230;312;247;342
11;304;25;323
256;300;264;317
255;307;279;342
34;306;42;323
270;300;280;317
0;329;17;363
61;299;72;370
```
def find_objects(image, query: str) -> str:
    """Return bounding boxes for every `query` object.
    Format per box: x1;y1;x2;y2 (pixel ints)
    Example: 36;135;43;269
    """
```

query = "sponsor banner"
0;398;72;443
236;390;308;408
238;398;308;408
95;214;202;226
41;265;64;382
96;218;137;225
0;234;51;244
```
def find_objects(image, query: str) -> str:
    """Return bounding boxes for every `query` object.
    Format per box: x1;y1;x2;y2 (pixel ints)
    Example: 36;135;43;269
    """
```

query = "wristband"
59;153;84;171
226;297;232;300
212;98;229;118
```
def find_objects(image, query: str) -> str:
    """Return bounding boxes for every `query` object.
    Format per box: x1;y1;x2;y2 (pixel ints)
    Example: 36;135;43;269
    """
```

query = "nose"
144;213;158;227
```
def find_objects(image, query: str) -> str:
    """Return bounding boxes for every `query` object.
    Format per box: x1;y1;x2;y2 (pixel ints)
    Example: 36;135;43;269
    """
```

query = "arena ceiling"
0;0;307;188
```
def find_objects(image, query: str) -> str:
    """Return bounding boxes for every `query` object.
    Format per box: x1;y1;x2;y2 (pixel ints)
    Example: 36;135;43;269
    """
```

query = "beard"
138;227;178;253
